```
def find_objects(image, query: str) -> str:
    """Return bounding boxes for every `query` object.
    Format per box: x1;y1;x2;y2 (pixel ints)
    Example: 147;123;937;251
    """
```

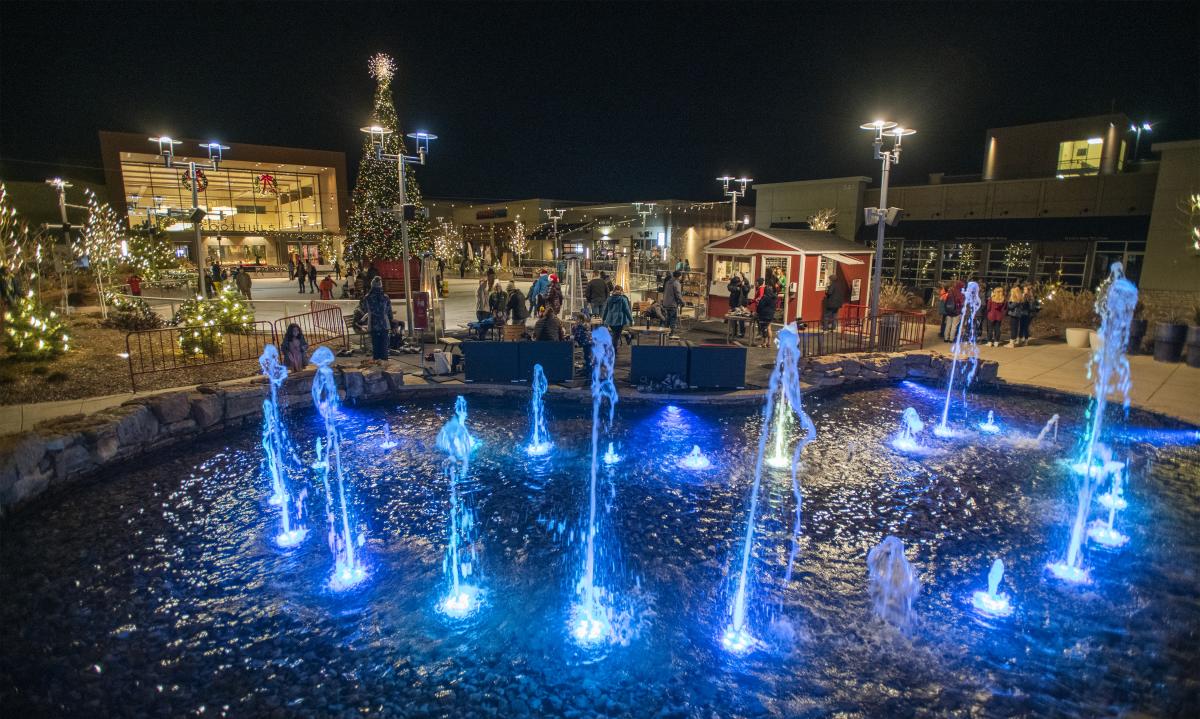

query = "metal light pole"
1129;121;1152;163
859;120;915;350
149;136;228;298
361;125;437;340
45;178;75;314
544;207;565;260
717;176;753;230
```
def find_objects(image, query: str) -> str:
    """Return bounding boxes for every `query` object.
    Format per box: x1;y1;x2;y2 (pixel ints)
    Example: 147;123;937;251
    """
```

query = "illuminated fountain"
765;397;790;468
572;327;620;645
526;364;553;456
379;424;397;450
455;395;480;449
435;397;483;618
934;282;982;438
602;442;620;466
723;323;816;654
258;346;306;548
978;410;1001;434
867;535;920;631
1088;463;1130;548
971;558;1013;617
310;346;368;591
1036;414;1060;446
312;437;327;470
892;407;927;454
677;445;712;470
1048;263;1136;584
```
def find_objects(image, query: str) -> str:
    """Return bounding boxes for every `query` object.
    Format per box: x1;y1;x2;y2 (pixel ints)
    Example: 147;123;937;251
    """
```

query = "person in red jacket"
127;273;142;296
985;286;1007;346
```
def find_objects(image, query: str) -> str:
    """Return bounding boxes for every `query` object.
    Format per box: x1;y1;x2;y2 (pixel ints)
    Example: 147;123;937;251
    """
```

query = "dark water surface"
2;384;1198;718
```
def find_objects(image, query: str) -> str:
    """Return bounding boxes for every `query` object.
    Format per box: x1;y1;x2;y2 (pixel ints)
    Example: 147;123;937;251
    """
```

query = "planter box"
1065;327;1091;348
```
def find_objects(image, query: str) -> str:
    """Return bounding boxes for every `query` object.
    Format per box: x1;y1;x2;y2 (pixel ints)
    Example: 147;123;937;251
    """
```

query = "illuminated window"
1056;139;1103;177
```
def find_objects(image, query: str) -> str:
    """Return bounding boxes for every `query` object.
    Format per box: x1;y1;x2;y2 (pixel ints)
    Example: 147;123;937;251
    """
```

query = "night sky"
1;1;1197;202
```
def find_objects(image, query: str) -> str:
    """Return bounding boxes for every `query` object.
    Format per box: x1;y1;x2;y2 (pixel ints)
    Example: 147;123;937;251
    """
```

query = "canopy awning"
820;252;863;265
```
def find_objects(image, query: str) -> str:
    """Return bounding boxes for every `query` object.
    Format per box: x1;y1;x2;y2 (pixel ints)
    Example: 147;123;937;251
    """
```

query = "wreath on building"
181;168;208;192
255;173;279;196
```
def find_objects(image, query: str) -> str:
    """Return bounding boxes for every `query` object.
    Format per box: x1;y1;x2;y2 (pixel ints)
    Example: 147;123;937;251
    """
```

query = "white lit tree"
807;208;838;232
78;189;127;318
433;222;460;265
509;219;528;265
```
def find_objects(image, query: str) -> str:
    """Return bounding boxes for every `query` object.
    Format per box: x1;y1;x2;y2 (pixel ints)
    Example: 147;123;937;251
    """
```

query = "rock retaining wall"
0;350;995;517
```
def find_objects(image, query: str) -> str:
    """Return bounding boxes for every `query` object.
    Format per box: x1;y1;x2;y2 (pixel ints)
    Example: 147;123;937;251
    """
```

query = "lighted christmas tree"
170;284;255;357
345;53;431;263
4;291;69;357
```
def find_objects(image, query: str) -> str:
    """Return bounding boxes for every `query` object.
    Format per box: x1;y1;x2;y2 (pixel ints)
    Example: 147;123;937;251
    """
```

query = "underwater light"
971;589;1013;617
1046;562;1089;585
721;625;757;654
275;528;308;549
438;586;481;619
328;561;368;592
1087;521;1129;548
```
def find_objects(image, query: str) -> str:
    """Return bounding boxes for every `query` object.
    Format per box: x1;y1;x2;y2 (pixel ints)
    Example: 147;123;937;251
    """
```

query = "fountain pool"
0;385;1197;717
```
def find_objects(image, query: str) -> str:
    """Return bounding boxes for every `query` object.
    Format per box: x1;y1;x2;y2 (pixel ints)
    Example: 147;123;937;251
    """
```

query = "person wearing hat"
359;275;394;362
546;273;563;316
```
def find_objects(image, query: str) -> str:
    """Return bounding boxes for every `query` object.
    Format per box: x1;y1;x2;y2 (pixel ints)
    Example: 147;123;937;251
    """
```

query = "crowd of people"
936;279;1041;347
721;266;795;347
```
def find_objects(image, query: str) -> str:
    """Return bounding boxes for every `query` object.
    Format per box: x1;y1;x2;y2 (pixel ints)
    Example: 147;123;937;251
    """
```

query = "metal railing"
276;304;348;351
794;304;926;357
126;321;278;391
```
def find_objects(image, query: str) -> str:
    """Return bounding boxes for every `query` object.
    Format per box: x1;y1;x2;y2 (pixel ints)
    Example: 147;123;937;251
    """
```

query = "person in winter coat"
586;271;609;317
545;274;564;316
505;281;529;326
235;268;252;299
533;307;565;341
571;313;592;371
662;270;684;337
475;277;490;321
726;275;746;338
755;281;778;347
318;274;336;300
361;276;395;361
602;285;633;346
528;269;550;313
487;281;507;326
128;273;143;297
985;286;1007;346
822;265;848;330
1019;282;1038;345
280;323;308;372
307;262;318;293
1006;285;1027;347
942;280;965;342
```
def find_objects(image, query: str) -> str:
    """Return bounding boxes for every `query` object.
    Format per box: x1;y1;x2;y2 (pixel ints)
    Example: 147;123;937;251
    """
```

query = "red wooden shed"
702;228;875;325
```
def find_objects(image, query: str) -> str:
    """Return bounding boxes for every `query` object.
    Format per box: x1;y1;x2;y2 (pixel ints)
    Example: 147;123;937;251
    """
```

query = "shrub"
3;293;70;358
102;294;163;331
878;282;923;311
169;284;255;358
1037;287;1097;327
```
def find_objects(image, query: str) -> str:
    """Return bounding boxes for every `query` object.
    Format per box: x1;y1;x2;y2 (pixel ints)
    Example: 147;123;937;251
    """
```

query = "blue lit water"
1;385;1198;717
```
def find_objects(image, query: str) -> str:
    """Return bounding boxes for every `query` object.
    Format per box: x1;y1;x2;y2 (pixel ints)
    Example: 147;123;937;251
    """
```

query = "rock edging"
0;350;995;517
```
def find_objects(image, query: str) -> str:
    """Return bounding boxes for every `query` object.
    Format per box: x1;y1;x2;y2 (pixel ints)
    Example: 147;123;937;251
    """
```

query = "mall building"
426;197;751;273
751;115;1199;306
98;131;350;267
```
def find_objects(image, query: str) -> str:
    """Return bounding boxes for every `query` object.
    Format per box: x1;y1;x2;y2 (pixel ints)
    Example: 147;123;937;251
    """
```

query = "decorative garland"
181;168;208;192
256;173;278;196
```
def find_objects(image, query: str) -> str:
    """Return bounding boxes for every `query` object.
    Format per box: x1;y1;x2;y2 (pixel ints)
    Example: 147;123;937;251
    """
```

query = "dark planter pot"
1127;319;1148;354
1153;322;1187;363
1186;325;1200;368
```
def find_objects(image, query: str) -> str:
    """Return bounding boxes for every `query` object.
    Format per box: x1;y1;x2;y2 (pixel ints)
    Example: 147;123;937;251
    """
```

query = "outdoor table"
723;313;756;346
633;326;670;346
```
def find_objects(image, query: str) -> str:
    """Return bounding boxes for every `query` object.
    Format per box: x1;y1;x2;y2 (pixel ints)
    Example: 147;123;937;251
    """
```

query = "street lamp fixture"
860;119;916;350
360;124;438;340
149;135;228;297
544;207;566;259
1128;121;1153;163
717;176;753;231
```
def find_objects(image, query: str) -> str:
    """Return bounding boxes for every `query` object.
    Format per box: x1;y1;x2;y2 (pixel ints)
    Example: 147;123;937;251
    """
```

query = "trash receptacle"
878;313;902;352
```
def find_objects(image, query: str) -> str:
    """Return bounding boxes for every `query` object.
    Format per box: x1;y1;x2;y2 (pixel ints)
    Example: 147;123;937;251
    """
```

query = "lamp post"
717;176;753;230
859;120;915;350
360;125;437;340
1129;121;1153;163
149;136;228;298
544;207;566;260
44;178;76;314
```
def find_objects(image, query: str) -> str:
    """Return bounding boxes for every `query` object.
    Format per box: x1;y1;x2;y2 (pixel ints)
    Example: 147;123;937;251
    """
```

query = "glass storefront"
118;153;338;265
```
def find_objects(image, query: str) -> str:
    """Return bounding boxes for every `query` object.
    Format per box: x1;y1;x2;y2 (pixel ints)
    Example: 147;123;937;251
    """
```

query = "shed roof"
703;227;871;255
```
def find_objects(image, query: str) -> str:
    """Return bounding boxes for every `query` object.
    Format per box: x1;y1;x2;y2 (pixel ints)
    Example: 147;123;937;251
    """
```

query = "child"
318;274;336;300
571;312;592;373
986;286;1006;347
280;323;308;372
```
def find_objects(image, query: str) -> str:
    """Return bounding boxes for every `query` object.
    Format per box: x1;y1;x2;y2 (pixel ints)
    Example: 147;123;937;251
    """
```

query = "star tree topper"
369;53;395;82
